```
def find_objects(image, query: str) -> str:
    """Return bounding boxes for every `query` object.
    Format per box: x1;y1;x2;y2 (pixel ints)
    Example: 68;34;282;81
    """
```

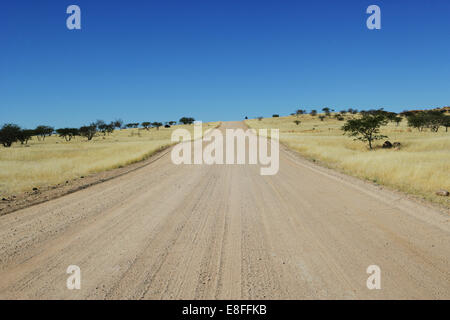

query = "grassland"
0;122;219;196
246;114;449;207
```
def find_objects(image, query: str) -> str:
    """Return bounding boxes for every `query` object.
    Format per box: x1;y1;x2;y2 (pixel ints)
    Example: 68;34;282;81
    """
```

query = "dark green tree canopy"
342;114;388;149
0;124;22;147
179;117;195;125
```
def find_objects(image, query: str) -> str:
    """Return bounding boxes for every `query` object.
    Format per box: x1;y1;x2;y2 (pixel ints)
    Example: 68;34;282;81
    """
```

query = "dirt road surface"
0;122;449;299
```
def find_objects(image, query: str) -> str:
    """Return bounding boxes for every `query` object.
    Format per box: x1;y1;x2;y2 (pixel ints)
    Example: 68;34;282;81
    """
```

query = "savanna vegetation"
0;117;218;196
246;107;450;207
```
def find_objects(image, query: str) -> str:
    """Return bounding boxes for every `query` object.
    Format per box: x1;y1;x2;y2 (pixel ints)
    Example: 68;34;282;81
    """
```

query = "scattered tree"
105;122;115;134
152;122;163;130
293;120;301;126
141;122;151;130
426;111;446;132
393;116;403;126
56;128;79;141
443;115;450;132
113;119;123;129
310;110;317;116
0;124;21;147
342;114;388;149
295;109;305;117
322;107;331;117
125;123;139;129
95;120;108;135
17;129;34;144
34;125;54;140
79;123;97;141
406;111;446;132
179;117;195;125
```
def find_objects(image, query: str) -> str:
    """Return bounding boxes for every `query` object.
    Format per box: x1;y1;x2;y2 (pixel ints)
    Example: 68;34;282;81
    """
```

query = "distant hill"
400;106;450;115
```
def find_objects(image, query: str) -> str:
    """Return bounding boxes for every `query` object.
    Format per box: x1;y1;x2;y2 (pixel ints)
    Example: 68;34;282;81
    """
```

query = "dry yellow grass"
0;122;219;196
246;114;450;207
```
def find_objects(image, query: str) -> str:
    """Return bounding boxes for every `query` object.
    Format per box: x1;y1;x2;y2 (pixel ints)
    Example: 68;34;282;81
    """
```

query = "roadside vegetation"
246;107;450;207
0;118;218;196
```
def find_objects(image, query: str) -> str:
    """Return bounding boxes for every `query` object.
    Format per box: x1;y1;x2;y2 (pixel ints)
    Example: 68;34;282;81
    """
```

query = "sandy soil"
0;122;448;299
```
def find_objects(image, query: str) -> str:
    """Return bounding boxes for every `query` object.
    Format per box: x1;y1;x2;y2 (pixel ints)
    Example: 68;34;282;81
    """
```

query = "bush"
0;124;22;147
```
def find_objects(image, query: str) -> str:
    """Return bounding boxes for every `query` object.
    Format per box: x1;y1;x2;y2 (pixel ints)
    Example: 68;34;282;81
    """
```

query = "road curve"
0;121;449;299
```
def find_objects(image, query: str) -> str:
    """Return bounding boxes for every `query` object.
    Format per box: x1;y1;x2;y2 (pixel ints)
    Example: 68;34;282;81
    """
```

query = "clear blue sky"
1;0;449;128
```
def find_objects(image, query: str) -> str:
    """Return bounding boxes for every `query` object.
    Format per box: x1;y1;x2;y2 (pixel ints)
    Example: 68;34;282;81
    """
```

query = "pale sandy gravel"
0;121;448;299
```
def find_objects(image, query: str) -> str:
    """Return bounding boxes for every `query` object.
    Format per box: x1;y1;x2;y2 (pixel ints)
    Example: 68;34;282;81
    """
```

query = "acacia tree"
406;111;445;132
322;107;331;117
152;122;163;130
318;115;325;121
113;119;123;129
443;115;450;132
34;125;54;140
179;117;195;125
295;109;305;117
56;128;79;141
105;122;115;134
17;129;34;144
79;123;97;141
95;120;108;135
141;122;151;130
0;124;21;147
407;113;426;131
310;110;317;116
293;120;301;126
342;114;388;149
426;111;445;132
393;116;402;126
